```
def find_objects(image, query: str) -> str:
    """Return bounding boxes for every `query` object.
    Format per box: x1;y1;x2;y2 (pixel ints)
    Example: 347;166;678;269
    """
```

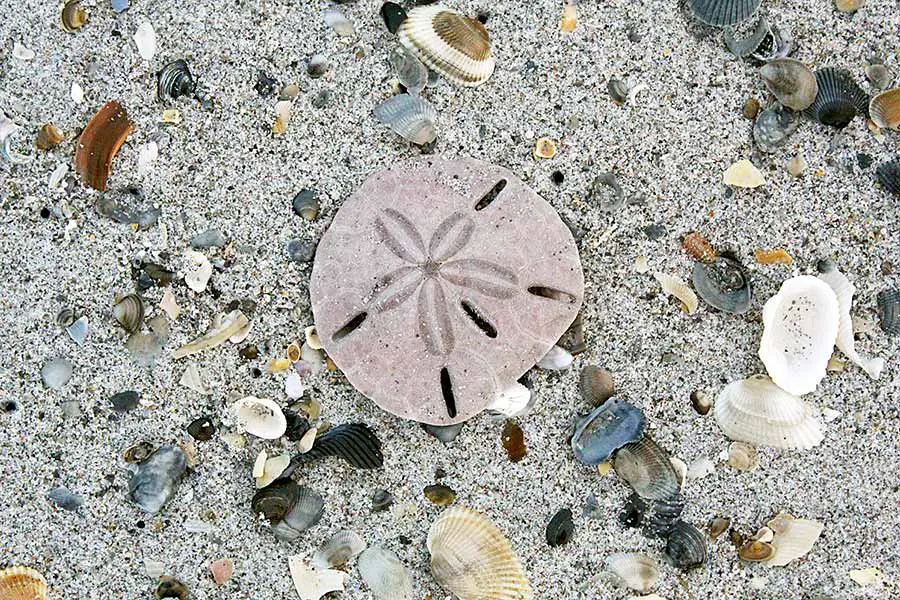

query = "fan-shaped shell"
714;375;823;450
877;288;900;335
0;566;49;600
805;68;869;127
571;398;645;466
291;422;383;469
612;437;680;501
876;160;900;196
374;94;437;145
358;546;413;600
271;486;325;542
689;0;761;27
313;530;366;569
113;293;145;333
399;5;495;86
157;59;196;101
665;520;708;570
691;256;752;314
759;275;839;395
233;396;287;439
427;506;532;600
604;553;660;593
767;515;823;567
869;88;900;130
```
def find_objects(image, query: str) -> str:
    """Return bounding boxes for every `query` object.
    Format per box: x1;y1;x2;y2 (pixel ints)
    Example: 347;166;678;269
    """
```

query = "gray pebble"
287;238;317;263
110;390;141;412
190;228;227;249
128;445;187;513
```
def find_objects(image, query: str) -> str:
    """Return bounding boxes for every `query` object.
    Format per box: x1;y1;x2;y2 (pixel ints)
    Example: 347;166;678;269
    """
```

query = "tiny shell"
754;248;793;264
273;100;292;134
537;345;573;370
865;64;892;90
304;326;322;350
42;356;72;390
605;553;660;593
75;101;135;191
689;0;761;26
358;546;413;600
293;190;320;221
727;441;759;471
682;232;716;263
60;0;89;32
545;508;574;547
849;568;883;586
739;540;774;561
560;3;577;32
389;46;428;95
690;390;711;415
374;94;437;145
723;159;765;188
425;483;456;505
157;60;196;102
869;88;900;130
691;257;752;314
653;272;699;314
501;420;527;462
184;250;212;293
172;310;249;359
209;558;234;585
0;567;49;600
292;423;383;469
36;123;64;150
113;294;145;333
755;102;801;154
486;382;532;417
709;517;731;539
579;365;615;406
155;576;188;599
287;342;302;362
255;453;290;488
533;138;557;159
179;363;209;394
876;160;900;196
313;530;367;569
133;21;156;60
160;289;180;321
288;556;346;600
666;520;708;570
767;516;823;567
0;116;32;164
233;396;287;439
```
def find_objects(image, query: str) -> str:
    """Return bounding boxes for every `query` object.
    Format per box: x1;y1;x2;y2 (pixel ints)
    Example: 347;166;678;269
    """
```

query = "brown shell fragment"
424;483;456;505
682;232;716;263
36;123;65;150
75;101;135;191
754;248;793;265
501;419;527;462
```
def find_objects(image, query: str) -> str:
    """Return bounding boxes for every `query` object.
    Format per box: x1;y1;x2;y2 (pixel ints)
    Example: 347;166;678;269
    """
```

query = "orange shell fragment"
682;232;716;263
754;248;793;265
74;100;135;191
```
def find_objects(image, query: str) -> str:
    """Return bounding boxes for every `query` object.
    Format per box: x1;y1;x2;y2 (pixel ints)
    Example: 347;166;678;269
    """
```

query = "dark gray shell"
579;365;615;406
157;59;196;102
271;486;325;542
612;437;680;501
291;423;383;470
690;0;761;27
251;478;299;522
665;520;708;570
546;508;575;547
571;398;645;466
619;492;685;538
805;68;869;128
127;445;187;513
691;257;752;314
876;288;900;335
753;102;800;153
876;160;900;196
423;422;464;443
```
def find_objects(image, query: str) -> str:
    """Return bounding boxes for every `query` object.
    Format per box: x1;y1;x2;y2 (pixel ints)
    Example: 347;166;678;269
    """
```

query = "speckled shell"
869;88;900;130
715;375;823;450
804;68;869;127
427;506;532;600
0;567;49;600
399;6;495;86
571;398;645;466
689;0;761;27
613;437;681;501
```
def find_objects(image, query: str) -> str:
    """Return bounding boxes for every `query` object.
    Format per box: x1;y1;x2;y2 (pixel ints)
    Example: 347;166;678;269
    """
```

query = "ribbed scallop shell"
373;94;437;145
804;68;869;127
877;288;900;335
665;520;708;570
604;553;660;593
612;437;680;501
399;6;495;86
427;506;532;600
0;567;49;600
689;0;761;27
876;160;900;196
292;423;383;469
869;89;900;130
714;375;823;450
758;275;839;396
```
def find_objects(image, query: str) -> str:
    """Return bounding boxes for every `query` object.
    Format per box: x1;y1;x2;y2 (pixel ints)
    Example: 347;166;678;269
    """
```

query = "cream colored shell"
0;566;49;600
604;553;660;593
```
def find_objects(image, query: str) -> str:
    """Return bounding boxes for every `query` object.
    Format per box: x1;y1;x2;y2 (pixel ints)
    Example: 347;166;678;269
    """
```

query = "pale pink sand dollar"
310;157;583;425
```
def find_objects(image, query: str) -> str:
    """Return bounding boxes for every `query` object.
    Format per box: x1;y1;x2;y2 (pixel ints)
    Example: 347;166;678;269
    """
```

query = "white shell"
255;452;290;488
358;546;413;600
179;363;210;394
71;81;85;104
373;94;437;145
12;42;36;60
298;426;318;453
485;382;532;417
288;556;346;600
536;345;573;370
285;370;305;399
715;375;823;450
184;250;213;293
323;6;355;37
653;272;699;314
252;450;267;478
160;288;180;320
232;396;287;439
172;310;249;358
313;530;367;570
605;553;660;593
817;267;884;379
758;275;839;395
766;514;823;567
723;159;765;188
133;21;156;60
686;457;715;481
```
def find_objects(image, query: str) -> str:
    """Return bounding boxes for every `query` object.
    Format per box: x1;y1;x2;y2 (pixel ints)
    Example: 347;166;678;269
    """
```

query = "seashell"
865;63;892;90
739;540;774;561
723;159;765;187
758;275;839;395
389;46;428;95
817;263;884;379
157;60;196;102
36;123;65;149
691;257;752;314
501;419;527;462
12;42;36;61
560;3;577;32
533;137;557;160
666;520;707;570
172;310;250;358
233;396;287;439
288;556;346;600
256;453;290;488
727;441;759;471
156;576;188;599
272;486;325;542
875;160;900;196
179;363;209;394
251;478;298;522
128;444;187;513
110;389;141;412
849;568;883;586
0;115;33;164
876;288;900;335
759;59;818;111
804;68;869;128
305;326;323;350
589;172;625;212
571;398;645;466
56;307;76;327
486;382;533;417
60;0;88;32
47;486;83;510
545;508;575;547
306;54;329;79
767;515;823;567
358;546;413;600
709;516;731;539
555;310;586;355
113;293;145;333
724;17;791;62
834;0;863;11
427;506;532;600
653;271;699;314
682;232;716;263
425;483;456;505
291;422;383;469
134;21;156;60
607;78;629;105
313;530;367;570
41;356;72;390
0;566;49;600
754;248;793;264
292;189;320;220
620;492;684;537
714;375;824;449
184;250;212;293
424;422;464;443
537;344;573;370
399;5;495;87
66;315;88;346
273;100;293;134
374;93;437;145
372;489;395;512
124;441;155;463
743;97;761;119
690;390;711;415
209;558;234;585
187;416;215;441
324;6;355;37
579;365;615;406
613;437;680;501
605;553;660;593
752;101;802;153
869;88;900;130
686;457;715;481
75;101;135;191
689;0;761;27
381;2;407;34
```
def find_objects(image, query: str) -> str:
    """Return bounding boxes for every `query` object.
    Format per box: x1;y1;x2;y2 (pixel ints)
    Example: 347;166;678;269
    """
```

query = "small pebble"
287;238;317;263
643;223;667;240
311;89;332;109
742;97;760;120
307;54;330;79
155;576;189;599
545;508;575;547
110;390;141;412
190;228;227;249
187;416;216;441
856;153;873;169
380;2;407;34
292;189;320;220
254;71;279;97
423;483;456;505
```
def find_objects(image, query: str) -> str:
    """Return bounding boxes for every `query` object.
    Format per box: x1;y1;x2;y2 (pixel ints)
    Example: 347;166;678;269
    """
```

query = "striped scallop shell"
612;436;681;501
714;375;823;450
604;553;660;593
869;88;900;130
689;0;761;27
427;506;532;600
804;68;869;127
767;515;824;567
374;94;437;145
876;160;900;196
399;6;495;87
358;546;413;600
0;566;49;600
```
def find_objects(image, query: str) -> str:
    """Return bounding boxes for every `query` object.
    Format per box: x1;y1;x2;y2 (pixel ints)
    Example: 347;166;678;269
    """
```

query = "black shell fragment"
690;0;761;27
292;423;383;469
876;288;900;335
619;492;686;538
546;508;575;547
381;2;407;34
876;160;900;197
251;478;299;522
157;59;196;102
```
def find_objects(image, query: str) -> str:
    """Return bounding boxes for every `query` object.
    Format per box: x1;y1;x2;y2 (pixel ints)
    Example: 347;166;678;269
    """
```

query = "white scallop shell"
817;267;884;379
373;94;437;145
357;546;412;600
766;514;824;567
604;553;660;593
427;506;532;600
758;275;839;395
232;396;287;439
715;375;823;450
313;530;367;570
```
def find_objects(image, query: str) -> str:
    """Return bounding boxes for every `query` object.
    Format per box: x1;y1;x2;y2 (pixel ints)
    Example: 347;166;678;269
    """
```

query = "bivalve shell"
60;0;88;32
290;422;383;469
358;546;413;600
876;160;900;196
767;515;824;567
759;59;818;111
869;88;900;130
612;437;681;501
313;530;366;570
113;293;145;333
805;68;869;128
0;566;49;600
666;520;708;570
74;100;134;191
876;288;900;335
233;396;287;439
374;93;437;145
604;553;660;593
689;0;761;27
571;398;645;466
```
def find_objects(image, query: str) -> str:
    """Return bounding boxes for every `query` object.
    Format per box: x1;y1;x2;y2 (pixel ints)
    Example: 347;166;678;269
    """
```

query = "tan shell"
0;566;49;600
60;0;88;32
399;6;495;87
427;506;532;600
869;88;900;131
766;514;824;567
723;159;765;188
682;232;716;263
739;540;774;561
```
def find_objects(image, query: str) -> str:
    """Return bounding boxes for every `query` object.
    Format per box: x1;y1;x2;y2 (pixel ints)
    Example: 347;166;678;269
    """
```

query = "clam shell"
127;444;187;513
579;365;616;406
714;375;824;450
486;382;533;417
358;547;413;600
723;17;791;61
767;516;823;567
313;530;367;570
727;441;759;471
865;63;892;90
571;398;645;466
665;520;708;570
723;159;765;187
869;88;900;130
60;0;88;32
389;46;428;95
545;508;575;547
427;506;532;600
804;68;869;127
233;396;287;439
251;478;299;522
604;553;660;593
157;59;196;102
0;566;49;600
876;288;900;335
399;6;495;87
760;59;818;111
113;293;145;333
271;486;325;542
74;101;134;191
293;189;320;220
817;264;884;379
290;422;383;469
876;160;900;196
758;275;839;395
691;256;752;314
689;0;761;27
612;437;681;501
537;344;573;370
373;93;437;145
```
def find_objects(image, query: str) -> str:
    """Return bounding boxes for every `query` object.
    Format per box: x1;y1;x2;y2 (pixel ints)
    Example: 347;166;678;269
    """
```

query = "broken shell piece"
865;64;892;90
66;316;88;346
876;161;900;197
172;310;250;358
60;0;88;32
786;155;806;177
877;289;900;335
233;396;287;439
537;345;573;370
485;382;532;417
686;457;715;481
727;441;759;471
0;566;49;600
75;101;135;191
209;558;233;585
605;553;660;593
160;289;180;320
759;276;839;395
714;375;824;450
252;450;267;478
653;272;699;314
36;123;64;150
752;526;775;543
754;248;793;264
323;6;356;37
1;116;33;164
133;21;156;60
399;5;495;87
161;108;181;124
184;250;212;293
298;426;318;453
767;515;823;567
288;556;346;600
313;530;367;570
849;568;883;586
817;263;884;379
358;546;413;600
389;46;428;95
427;506;532;600
179;363;209;394
273;100;292;134
304;326;322;350
255;453;290;488
869;88;900;131
723;159;764;188
533;138;557;159
113;293;145;333
759;59;818;111
560;3;577;32
374;94;437;145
